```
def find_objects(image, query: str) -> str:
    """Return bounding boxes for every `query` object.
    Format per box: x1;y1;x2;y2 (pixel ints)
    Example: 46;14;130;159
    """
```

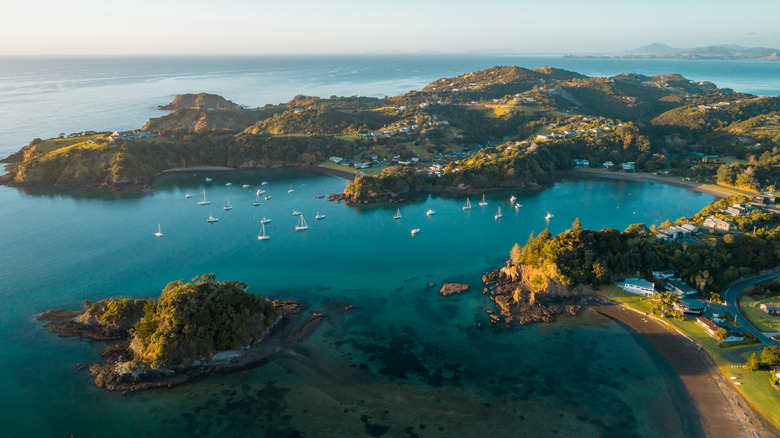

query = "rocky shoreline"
38;299;331;392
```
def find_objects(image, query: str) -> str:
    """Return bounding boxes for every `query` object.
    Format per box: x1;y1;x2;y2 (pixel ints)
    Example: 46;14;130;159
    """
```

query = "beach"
596;304;779;438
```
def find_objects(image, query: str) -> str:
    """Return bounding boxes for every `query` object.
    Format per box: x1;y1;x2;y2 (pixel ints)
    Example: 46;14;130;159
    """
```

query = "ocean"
0;55;762;437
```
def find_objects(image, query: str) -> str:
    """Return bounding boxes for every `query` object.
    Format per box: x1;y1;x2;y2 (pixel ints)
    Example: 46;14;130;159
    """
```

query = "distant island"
568;43;780;60
38;274;327;391
2;65;779;205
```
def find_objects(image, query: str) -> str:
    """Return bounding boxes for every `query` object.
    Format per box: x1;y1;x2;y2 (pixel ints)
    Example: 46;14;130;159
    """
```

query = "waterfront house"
702;217;735;231
696;316;745;342
666;278;697;297
674;299;705;315
726;204;748;217
680;224;699;234
329;156;343;163
760;304;780;316
619;278;655;297
621;162;635;171
652;270;675;280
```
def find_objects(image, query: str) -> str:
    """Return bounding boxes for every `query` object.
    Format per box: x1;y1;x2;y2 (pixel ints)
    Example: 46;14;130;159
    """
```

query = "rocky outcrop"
157;93;241;111
482;263;593;330
327;191;413;205
38;308;131;341
440;283;469;296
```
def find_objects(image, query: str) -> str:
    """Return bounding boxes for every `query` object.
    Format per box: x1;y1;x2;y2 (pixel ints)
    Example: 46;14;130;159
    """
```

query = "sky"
0;0;778;56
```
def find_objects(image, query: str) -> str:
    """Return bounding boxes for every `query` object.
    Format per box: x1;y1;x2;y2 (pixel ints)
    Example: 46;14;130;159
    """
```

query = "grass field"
741;296;780;332
598;285;780;427
32;134;107;154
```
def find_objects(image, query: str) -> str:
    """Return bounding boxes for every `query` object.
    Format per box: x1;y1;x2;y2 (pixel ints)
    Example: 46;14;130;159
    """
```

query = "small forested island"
2;66;779;203
38;274;323;392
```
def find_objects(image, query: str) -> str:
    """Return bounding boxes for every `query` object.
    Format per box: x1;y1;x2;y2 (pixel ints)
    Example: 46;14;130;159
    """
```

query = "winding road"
722;268;780;345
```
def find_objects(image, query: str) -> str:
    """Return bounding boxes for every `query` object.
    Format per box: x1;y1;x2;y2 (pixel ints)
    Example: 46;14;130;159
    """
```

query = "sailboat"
256;189;266;195
411;228;420;235
495;206;502;219
478;194;488;206
205;177;212;183
185;193;193;198
197;189;210;205
295;215;309;231
207;215;219;223
515;204;522;210
292;210;301;216
257;222;270;240
261;181;269;185
261;217;272;224
223;198;232;210
288;184;294;193
463;198;471;210
242;184;250;188
253;195;260;206
316;212;325;220
426;209;436;216
393;209;402;220
510;195;517;203
154;224;163;237
545;212;554;220
225;182;232;186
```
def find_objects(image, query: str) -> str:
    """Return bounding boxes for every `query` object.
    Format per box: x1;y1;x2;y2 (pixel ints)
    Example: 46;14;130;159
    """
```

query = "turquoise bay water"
0;172;713;437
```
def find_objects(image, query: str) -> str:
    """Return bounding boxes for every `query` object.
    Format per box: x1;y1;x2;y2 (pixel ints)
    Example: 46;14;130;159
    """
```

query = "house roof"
667;279;696;294
623;277;654;289
678;298;705;310
696;316;720;333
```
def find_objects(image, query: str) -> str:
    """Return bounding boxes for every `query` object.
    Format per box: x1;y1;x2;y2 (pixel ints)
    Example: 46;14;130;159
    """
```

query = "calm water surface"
0;172;714;437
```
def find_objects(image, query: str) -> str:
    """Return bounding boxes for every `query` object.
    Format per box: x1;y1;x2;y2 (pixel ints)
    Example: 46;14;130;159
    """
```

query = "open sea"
0;54;772;437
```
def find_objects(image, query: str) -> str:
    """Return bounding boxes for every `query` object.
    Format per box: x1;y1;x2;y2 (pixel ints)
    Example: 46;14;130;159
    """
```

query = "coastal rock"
439;283;470;296
157;93;241;111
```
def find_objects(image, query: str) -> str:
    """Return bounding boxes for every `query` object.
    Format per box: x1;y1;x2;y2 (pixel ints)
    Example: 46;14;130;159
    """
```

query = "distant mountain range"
568;43;779;60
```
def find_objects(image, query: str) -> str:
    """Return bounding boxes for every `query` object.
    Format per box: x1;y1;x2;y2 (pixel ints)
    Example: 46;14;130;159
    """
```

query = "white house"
621;162;635;171
619;278;655;297
703;217;735;231
652;270;675;280
666;278;697;297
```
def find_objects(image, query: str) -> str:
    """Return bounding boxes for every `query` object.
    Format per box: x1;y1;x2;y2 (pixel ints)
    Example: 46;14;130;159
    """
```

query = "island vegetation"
37;274;310;391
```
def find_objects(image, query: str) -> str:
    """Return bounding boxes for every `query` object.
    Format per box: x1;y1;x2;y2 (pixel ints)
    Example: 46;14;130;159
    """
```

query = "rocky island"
38;274;322;392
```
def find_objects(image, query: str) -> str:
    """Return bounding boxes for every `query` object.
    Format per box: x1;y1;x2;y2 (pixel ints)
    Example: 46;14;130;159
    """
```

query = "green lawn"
597;285;780;428
741;296;780;332
33;134;107;154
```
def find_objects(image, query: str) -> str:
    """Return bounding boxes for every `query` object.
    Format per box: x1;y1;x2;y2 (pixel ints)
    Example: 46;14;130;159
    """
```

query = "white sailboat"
253;195;260;206
261;181;269;185
510;195;517;203
292;210;301;216
393;209;402;220
515;204;522;210
288;184;294;193
545;212;554;220
225;182;232;186
185;193;193;198
315;212;325;220
411;228;420;235
426;209;436;216
207;215;219;223
205;177;212;183
495;206;502;219
478;194;488;206
295;215;309;231
256;189;266;195
197;189;210;205
257;222;270;240
261;217;272;224
242;184;250;188
223;198;232;210
463;198;471;210
154;223;163;237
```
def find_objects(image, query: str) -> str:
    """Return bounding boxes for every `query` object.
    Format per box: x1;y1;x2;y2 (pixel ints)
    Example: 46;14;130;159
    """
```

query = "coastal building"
726;203;749;217
702;217;735;231
655;226;691;242
621;162;635;171
760;304;780;316
666;278;697;297
680;224;699;234
674;298;705;315
696;316;745;343
652;270;675;280
329;156;343;163
619;277;655;297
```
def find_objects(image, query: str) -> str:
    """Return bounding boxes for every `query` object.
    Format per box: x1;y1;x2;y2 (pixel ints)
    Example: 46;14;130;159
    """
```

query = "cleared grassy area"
319;161;358;175
32;134;107;154
719;156;747;165
741;296;780;332
335;134;358;142
598;285;780;427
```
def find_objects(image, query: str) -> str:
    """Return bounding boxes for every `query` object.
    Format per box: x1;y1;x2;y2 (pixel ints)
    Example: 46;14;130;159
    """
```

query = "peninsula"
568;43;780;61
2;66;778;204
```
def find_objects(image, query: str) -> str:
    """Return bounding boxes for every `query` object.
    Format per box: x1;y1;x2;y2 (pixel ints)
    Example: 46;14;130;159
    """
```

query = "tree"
572;217;582;230
510;243;522;264
714;328;728;341
761;346;780;366
744;353;760;371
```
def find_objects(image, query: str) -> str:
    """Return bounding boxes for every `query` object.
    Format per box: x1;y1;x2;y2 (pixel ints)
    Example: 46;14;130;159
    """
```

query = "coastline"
157;164;357;181
595;303;779;438
569;169;759;199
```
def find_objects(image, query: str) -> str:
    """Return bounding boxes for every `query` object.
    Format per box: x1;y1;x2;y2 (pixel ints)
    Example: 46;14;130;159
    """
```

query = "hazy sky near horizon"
1;0;778;55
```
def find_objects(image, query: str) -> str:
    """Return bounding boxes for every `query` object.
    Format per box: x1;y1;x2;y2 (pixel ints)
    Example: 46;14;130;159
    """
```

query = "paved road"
722;268;780;345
